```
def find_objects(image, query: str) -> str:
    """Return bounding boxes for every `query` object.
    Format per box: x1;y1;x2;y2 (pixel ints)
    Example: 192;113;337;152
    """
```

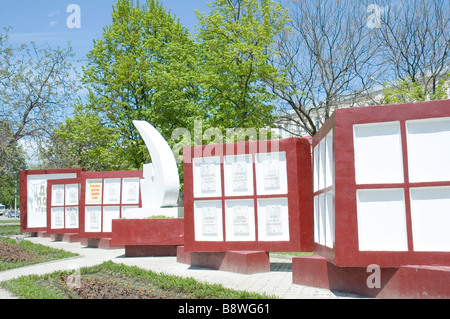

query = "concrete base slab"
62;233;81;243
292;255;450;299
51;234;64;241
37;231;51;238
177;247;270;275
177;246;191;265
86;238;124;249
125;245;178;257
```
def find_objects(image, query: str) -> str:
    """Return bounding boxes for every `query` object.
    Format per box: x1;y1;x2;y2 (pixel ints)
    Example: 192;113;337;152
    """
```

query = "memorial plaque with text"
21;168;84;233
78;170;143;238
46;178;82;234
183;138;314;252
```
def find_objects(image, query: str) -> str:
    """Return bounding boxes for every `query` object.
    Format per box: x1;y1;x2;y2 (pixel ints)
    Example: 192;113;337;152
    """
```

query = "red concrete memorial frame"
78;170;143;239
312;99;450;267
20;168;84;233
183;137;313;253
46;178;82;235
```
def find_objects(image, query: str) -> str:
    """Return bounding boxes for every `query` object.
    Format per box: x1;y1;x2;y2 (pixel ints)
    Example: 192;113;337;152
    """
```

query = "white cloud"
49;21;58;28
48;11;61;18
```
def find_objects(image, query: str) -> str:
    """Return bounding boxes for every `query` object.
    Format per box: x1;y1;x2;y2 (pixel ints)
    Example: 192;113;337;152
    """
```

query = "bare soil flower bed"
0;237;78;271
0;240;38;263
1;261;272;299
58;272;195;299
0;237;272;299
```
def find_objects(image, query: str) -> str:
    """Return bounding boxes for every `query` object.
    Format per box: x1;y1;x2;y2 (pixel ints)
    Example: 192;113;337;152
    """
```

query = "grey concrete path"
0;236;366;299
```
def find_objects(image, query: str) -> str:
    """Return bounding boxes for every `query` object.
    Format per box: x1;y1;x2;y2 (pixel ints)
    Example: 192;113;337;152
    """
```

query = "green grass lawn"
0;220;20;224
1;260;275;299
0;220;308;299
0;224;21;236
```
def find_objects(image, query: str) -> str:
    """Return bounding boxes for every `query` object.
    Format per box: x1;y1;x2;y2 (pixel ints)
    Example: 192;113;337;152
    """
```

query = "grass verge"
0;220;21;236
1;260;276;299
0;225;21;236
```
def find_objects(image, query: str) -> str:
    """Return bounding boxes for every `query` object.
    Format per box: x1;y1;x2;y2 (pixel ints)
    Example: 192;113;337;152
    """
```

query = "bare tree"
0;28;80;166
374;0;450;99
267;0;382;136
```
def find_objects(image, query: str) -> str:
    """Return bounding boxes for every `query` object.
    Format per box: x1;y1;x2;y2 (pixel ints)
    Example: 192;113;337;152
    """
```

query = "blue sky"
1;0;211;61
0;1;212;164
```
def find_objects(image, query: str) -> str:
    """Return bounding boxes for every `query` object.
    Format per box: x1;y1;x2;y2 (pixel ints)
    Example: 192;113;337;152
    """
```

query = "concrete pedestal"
85;238;124;249
51;234;64;241
62;233;81;243
125;245;178;257
292;255;450;298
111;218;184;256
37;231;51;238
177;246;270;275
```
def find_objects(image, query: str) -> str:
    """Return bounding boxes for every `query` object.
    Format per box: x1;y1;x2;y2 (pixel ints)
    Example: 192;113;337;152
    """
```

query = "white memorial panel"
102;206;120;233
313;195;319;244
122;178;140;204
318;139;326;190
313;192;335;247
317;193;326;246
406;117;450;183
65;184;79;206
51;185;65;206
313;146;320;192
51;207;64;229
325;130;334;188
121;206;139;219
257;197;289;241
410;186;450;252
255;152;288;195
353;122;404;185
224;154;253;197
65;206;79;229
85;206;102;232
356;188;408;251
26;173;76;229
86;179;103;205
193;157;222;198
194;200;223;241
103;178;121;205
325;191;335;248
225;199;255;241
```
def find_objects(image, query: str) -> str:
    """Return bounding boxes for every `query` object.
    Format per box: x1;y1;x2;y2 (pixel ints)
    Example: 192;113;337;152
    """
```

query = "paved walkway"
0;236;366;299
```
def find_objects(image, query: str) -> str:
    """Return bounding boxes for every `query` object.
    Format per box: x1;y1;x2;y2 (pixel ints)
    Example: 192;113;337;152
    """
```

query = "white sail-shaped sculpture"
122;120;181;218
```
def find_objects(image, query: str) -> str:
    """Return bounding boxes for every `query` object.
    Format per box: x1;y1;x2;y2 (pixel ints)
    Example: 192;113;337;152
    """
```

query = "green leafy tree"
73;0;203;170
383;73;450;104
195;0;289;133
0;120;26;208
46;0;290;176
40;102;119;171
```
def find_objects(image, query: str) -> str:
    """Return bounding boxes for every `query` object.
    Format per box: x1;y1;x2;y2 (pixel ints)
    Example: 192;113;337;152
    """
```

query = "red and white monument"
111;120;184;256
292;99;450;298
179;137;313;274
20;168;84;237
78;170;143;249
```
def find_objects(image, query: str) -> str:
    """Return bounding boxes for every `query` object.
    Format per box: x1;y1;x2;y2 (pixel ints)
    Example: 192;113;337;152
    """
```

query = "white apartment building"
273;73;450;139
